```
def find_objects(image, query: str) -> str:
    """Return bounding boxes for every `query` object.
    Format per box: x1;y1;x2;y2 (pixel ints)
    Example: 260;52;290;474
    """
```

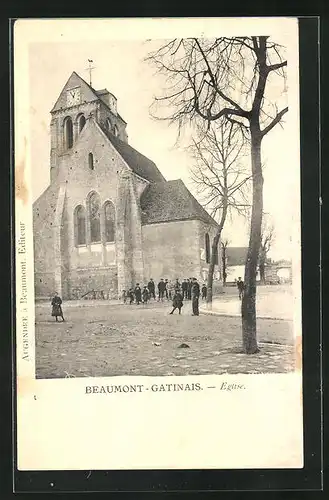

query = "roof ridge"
50;71;100;113
72;71;100;99
75;72;127;124
174;179;216;226
110;133;158;167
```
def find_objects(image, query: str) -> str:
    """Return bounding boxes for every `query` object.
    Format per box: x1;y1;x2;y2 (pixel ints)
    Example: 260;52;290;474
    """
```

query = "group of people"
122;278;208;316
50;276;245;322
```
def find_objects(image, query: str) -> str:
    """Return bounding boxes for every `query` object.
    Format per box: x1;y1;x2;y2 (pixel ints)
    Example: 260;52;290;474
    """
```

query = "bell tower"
49;71;128;183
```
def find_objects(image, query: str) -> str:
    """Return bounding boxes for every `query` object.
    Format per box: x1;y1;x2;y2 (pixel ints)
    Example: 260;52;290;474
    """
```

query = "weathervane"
86;59;95;87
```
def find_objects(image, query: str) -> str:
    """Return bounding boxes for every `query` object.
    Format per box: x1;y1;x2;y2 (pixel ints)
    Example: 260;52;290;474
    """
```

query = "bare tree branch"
261;106;288;137
146;35;288;351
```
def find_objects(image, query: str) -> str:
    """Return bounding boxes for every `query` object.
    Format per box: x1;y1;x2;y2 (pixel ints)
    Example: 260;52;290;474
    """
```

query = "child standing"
169;290;184;315
142;286;149;304
51;292;65;322
128;288;134;305
236;277;245;300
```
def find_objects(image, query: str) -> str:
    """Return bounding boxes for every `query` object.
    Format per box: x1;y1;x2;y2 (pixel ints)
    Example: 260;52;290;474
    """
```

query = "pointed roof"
51;71;99;113
51;72;126;123
140;179;218;226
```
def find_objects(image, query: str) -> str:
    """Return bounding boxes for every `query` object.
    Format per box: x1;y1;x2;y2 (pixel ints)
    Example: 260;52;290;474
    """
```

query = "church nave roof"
140;179;218;227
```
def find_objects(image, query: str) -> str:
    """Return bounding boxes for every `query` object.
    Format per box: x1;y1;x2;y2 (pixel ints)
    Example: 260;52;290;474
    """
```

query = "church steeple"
49;71;128;182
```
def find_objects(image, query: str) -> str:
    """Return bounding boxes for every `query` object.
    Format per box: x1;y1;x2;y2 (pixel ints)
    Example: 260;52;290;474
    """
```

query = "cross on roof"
85;59;95;87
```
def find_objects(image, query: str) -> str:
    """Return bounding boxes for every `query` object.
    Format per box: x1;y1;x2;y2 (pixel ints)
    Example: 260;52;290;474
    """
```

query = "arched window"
88;192;101;243
78;114;86;133
113;125;118;137
64;116;73;149
88;152;94;170
205;233;210;263
74;205;86;246
104;201;115;242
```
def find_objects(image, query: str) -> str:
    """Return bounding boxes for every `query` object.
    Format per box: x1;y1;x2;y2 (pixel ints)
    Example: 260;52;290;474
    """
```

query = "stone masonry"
33;71;222;300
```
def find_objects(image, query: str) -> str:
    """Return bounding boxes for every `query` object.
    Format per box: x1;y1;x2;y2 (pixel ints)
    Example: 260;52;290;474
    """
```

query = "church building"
33;71;221;300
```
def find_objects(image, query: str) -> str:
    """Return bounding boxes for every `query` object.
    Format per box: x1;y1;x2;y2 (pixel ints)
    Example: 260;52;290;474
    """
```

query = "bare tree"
190;120;250;304
259;216;275;284
146;36;287;353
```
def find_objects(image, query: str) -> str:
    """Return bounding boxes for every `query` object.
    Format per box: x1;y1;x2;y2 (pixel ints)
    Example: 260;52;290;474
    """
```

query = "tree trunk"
222;254;227;286
206;197;227;306
206;232;221;306
241;132;263;354
221;243;227;286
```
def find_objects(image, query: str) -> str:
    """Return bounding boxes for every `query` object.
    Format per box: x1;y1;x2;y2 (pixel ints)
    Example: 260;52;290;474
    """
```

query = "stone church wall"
48;120;148;299
65;267;118;299
33;117;150;300
58;122;124;298
141;219;202;282
97;102;127;143
33;184;59;299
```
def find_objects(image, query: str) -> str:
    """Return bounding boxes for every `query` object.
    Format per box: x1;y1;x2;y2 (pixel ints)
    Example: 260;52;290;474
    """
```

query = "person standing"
148;278;156;300
128;288;134;305
236;277;245;300
134;283;142;305
181;279;188;299
187;278;192;300
169;290;184;315
168;279;174;300
51;292;65;322
142;286;149;304
164;279;169;300
191;278;200;316
174;278;181;293
201;284;207;300
158;278;166;301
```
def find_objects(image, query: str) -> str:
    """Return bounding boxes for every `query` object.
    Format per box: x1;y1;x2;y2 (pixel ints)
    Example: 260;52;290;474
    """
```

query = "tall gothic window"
78;114;86;133
106;118;112;132
74;205;86;246
113;125;118;137
88;152;94;170
88;192;101;243
104;201;115;242
64;116;73;149
205;233;210;264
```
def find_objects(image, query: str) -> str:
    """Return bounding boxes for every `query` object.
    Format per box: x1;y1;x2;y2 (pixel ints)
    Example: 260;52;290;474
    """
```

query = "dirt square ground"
35;299;295;379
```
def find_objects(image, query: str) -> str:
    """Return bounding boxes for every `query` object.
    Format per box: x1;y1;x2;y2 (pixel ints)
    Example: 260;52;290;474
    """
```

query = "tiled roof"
226;247;248;266
140;179;218;226
100;126;166;184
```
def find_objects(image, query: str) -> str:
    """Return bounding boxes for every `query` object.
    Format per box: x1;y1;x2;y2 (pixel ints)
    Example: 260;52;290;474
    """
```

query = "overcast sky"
22;19;300;261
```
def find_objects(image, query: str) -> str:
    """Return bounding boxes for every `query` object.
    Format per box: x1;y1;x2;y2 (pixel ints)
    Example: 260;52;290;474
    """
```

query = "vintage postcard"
15;17;303;472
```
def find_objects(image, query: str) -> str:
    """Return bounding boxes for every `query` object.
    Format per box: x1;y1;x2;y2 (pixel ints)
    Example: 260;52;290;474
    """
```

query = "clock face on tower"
66;87;81;107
